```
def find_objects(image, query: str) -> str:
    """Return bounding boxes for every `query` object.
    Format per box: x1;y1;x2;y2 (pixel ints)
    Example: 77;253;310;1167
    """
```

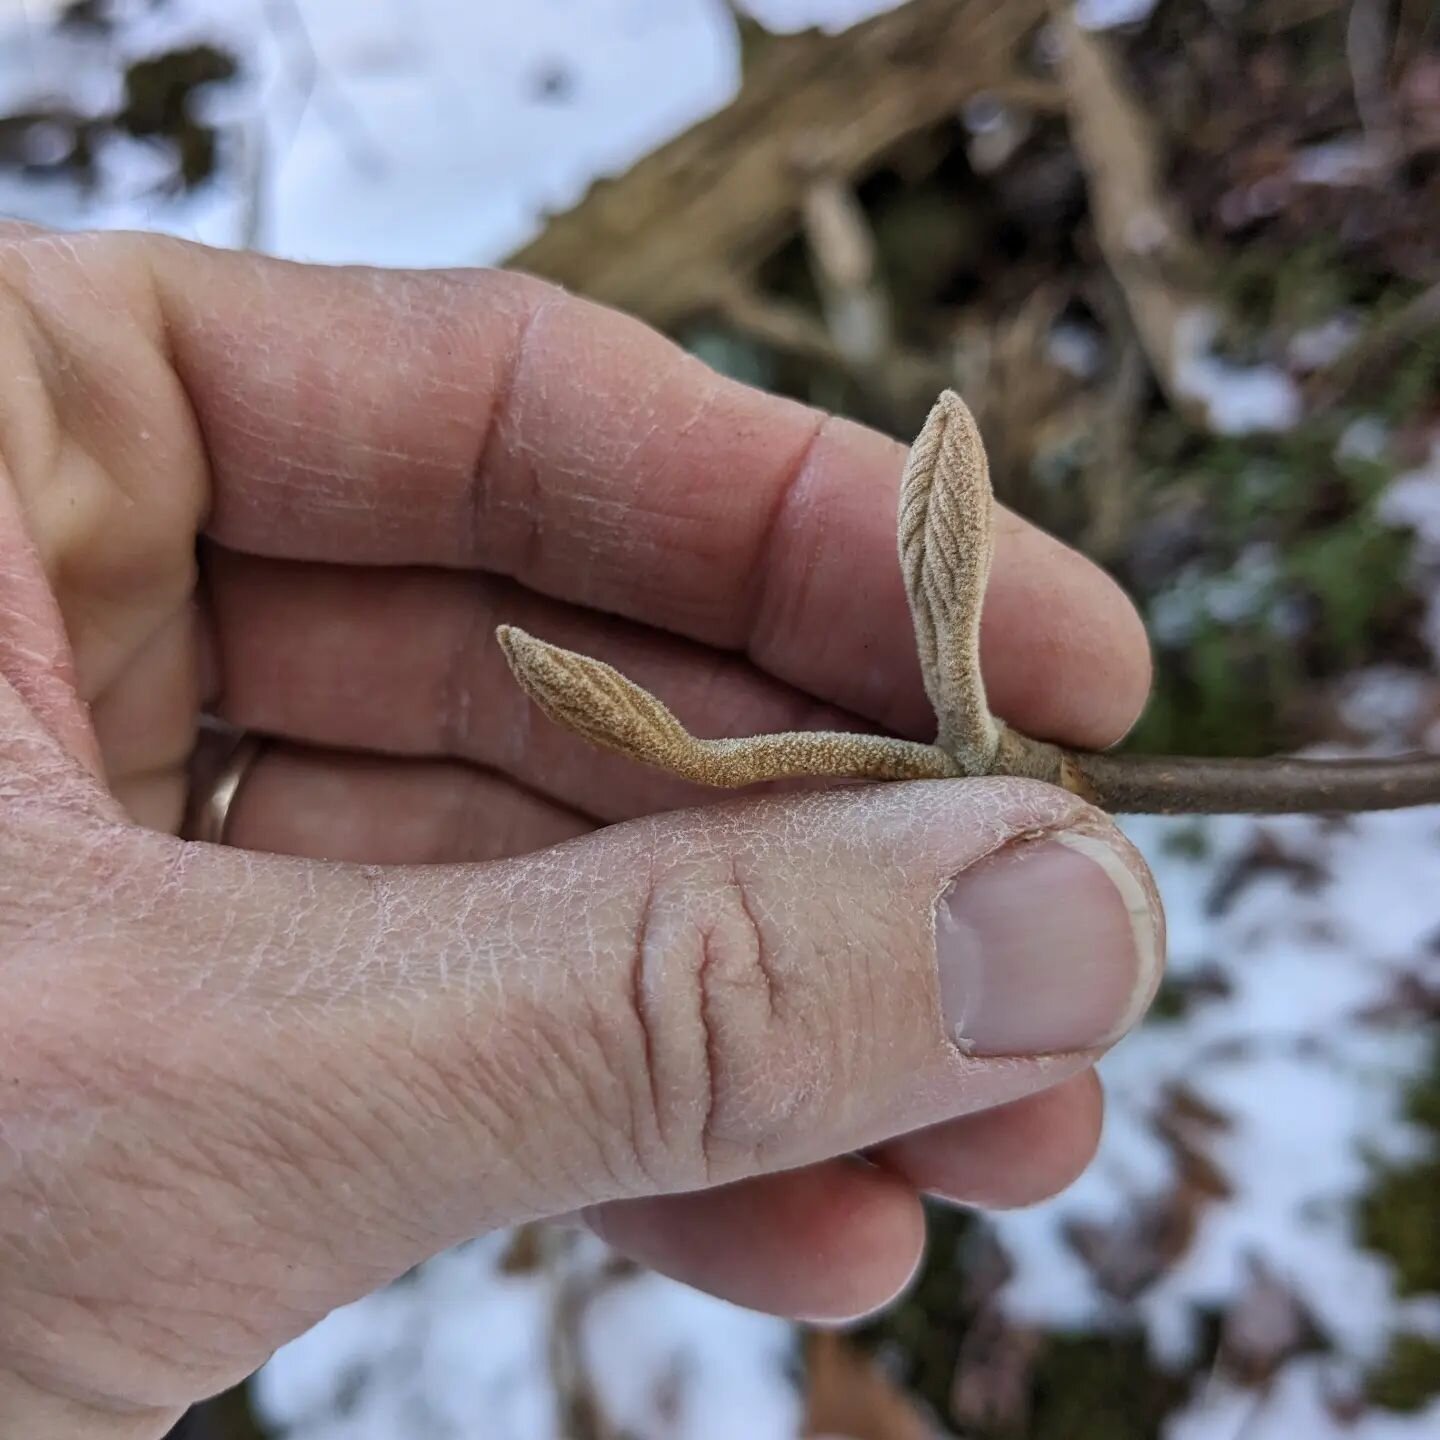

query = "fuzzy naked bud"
897;391;1003;775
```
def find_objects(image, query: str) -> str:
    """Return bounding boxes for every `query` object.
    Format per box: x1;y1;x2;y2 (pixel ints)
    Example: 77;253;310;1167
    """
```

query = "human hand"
0;226;1162;1438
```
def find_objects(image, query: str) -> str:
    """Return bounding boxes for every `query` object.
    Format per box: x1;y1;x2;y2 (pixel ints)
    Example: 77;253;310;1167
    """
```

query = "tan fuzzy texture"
498;389;1440;815
495;389;1001;789
897;391;1002;773
496;627;960;786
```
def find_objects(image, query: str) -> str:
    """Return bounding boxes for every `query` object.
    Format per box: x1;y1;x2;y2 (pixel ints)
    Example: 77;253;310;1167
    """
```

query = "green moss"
1367;1334;1440;1413
1016;1332;1190;1440
856;1205;977;1415
1129;619;1298;758
681;326;778;389
1159;822;1211;861
1286;517;1413;664
1372;313;1440;425
1148;980;1190;1022
1403;1050;1440;1135
1218;238;1372;337
1149;969;1225;1022
856;1211;1195;1438
195;1384;267;1440
1124;411;1417;758
1359;1042;1440;1299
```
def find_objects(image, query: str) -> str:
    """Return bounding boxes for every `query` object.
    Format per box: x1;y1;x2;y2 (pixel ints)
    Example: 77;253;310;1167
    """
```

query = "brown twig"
714;281;950;393
1000;746;1440;816
542;1230;615;1440
1079;279;1147;563
498;392;1440;817
1051;5;1213;425
1071;752;1440;815
801;174;891;371
713;282;855;371
1346;0;1401;168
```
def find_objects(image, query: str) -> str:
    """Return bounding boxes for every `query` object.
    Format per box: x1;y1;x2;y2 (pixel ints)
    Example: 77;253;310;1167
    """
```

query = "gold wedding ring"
186;728;267;845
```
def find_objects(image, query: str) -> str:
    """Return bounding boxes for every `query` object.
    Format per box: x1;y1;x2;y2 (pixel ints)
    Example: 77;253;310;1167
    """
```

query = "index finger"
147;239;1150;748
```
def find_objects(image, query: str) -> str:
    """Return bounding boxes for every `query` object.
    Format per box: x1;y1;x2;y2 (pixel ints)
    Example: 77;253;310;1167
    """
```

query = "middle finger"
208;547;875;822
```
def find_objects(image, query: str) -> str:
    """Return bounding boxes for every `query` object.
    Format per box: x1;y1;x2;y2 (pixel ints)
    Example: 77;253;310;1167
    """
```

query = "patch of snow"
1339;417;1391;462
962;93;1009;136
0;8;122;117
1048;319;1105;378
992;805;1440;1385
253;1236;558;1440
0;0;69;19
1381;444;1440;666
1147;545;1281;646
742;0;906;31
585;1275;802;1440
1076;0;1159;30
1173;310;1303;436
1293;137;1380;188
1;0;741;264
1125;206;1173;256
256;0;738;265
1381;444;1440;555
1336;666;1435;744
1167;1356;1440;1440
254;1233;801;1440
1289;313;1362;372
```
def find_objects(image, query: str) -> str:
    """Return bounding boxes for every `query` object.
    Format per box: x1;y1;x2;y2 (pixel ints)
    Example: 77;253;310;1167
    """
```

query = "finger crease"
743;413;830;658
730;858;776;1021
467;294;561;575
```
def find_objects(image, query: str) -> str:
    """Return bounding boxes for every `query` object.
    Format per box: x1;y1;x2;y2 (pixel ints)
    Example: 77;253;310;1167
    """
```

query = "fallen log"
504;0;1048;328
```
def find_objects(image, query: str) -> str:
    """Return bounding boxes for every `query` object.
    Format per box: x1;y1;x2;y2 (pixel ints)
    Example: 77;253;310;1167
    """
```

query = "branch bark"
504;0;1048;329
1068;751;1440;816
1050;6;1214;423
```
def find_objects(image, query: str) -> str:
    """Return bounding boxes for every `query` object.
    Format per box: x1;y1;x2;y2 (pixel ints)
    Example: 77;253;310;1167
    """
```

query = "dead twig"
1079;280;1148;562
802;173;892;373
542;1230;616;1440
1347;0;1401;169
952;286;1081;516
1050;5;1213;423
803;1332;938;1440
711;281;951;415
1256;0;1347;34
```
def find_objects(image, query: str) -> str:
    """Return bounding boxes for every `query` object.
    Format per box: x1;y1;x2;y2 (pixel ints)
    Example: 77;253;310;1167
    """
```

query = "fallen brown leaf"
804;1332;938;1440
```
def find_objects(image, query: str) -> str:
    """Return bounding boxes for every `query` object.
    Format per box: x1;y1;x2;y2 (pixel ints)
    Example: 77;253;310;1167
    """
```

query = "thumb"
190;775;1160;1239
6;775;1161;1417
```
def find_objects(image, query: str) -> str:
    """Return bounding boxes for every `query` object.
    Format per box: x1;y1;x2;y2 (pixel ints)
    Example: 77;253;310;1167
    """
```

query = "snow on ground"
0;0;748;261
1167;1360;1440;1440
1076;0;1159;31
4;4;1438;1437
1172;308;1304;436
997;803;1440;1413
254;1233;803;1440
0;0;918;266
